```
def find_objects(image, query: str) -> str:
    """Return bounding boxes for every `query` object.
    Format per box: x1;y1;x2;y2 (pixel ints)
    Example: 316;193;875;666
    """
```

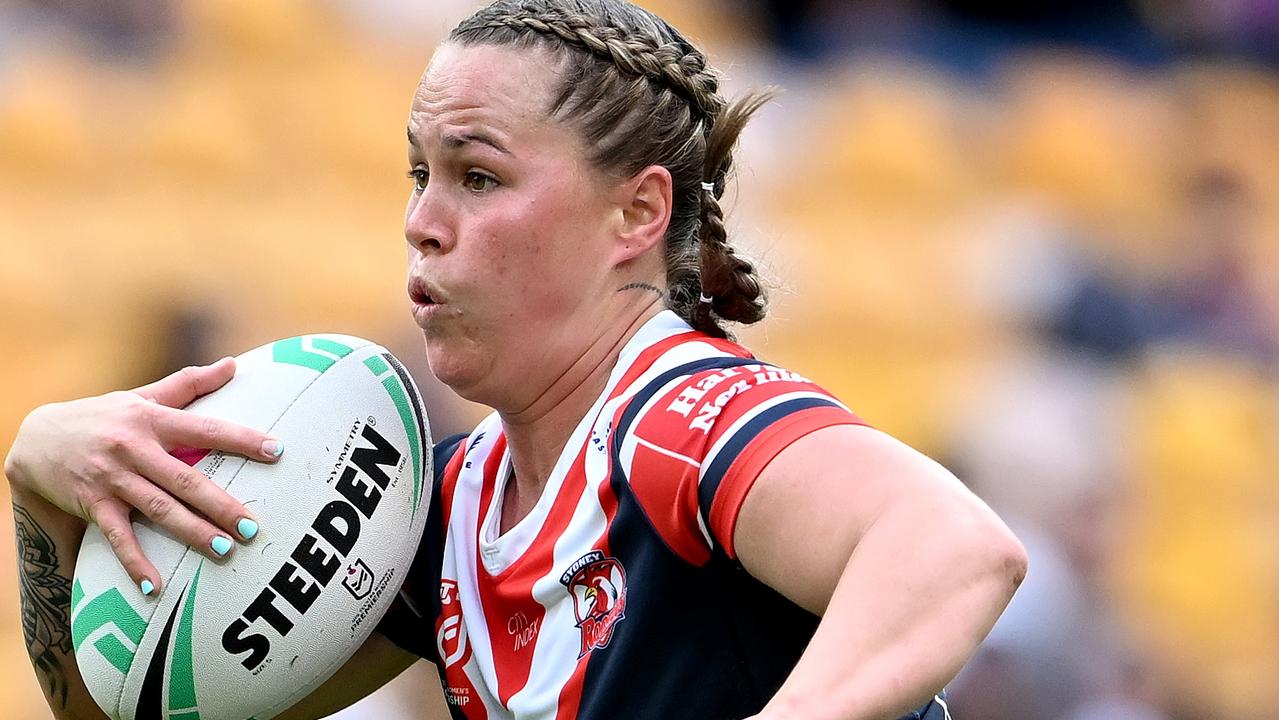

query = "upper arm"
271;632;424;720
733;424;1018;614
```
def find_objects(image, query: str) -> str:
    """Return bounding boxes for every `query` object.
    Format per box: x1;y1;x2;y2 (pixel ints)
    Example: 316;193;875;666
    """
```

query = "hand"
4;358;283;593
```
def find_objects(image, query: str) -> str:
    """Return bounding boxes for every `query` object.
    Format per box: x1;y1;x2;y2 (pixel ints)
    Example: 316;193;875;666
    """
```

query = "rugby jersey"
377;311;951;720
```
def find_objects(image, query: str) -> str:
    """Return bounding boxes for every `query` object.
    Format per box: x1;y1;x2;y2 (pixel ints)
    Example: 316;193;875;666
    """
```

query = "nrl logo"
342;558;375;600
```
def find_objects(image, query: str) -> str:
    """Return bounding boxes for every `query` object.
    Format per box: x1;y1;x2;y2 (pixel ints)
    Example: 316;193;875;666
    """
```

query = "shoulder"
433;415;501;482
433;432;469;469
612;336;865;561
625;355;859;454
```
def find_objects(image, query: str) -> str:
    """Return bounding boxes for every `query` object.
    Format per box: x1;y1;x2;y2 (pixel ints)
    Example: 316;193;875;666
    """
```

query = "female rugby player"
6;1;1027;718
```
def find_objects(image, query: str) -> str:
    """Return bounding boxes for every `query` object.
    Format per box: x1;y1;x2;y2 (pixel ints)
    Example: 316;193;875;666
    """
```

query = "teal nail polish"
140;579;155;596
237;517;259;541
211;536;233;556
261;439;284;458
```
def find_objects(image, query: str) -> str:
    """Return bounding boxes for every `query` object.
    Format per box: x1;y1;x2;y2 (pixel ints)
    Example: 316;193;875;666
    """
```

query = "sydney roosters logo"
560;551;627;657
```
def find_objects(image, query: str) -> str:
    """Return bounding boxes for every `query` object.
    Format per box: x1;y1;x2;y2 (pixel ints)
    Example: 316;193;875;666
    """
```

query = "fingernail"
237;517;259;540
211;536;233;556
139;579;155;596
261;438;284;458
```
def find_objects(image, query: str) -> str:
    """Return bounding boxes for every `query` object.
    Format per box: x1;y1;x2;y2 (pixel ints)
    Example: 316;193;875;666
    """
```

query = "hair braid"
692;92;772;338
473;13;724;118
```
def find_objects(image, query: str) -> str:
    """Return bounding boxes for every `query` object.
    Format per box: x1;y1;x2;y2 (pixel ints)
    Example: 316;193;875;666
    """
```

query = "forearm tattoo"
14;504;73;708
617;282;664;298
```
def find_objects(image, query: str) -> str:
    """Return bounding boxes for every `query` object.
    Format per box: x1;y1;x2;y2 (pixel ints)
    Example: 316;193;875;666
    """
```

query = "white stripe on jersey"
697;389;847;488
505;409;615;718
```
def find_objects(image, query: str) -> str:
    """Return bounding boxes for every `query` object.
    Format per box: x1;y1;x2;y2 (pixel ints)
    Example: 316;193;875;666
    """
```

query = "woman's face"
404;42;627;410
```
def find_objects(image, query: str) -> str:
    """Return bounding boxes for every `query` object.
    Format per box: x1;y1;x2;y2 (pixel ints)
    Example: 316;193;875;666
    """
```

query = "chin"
421;338;492;404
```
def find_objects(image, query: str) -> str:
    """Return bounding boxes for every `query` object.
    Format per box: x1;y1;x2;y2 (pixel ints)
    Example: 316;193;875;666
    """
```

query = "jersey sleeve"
619;362;865;564
374;432;468;663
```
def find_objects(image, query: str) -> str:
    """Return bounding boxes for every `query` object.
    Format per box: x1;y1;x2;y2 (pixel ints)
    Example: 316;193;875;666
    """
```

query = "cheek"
471;198;586;298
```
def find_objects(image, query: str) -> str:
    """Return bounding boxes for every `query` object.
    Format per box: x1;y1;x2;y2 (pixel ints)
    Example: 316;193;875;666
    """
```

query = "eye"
463;171;499;193
407;166;429;192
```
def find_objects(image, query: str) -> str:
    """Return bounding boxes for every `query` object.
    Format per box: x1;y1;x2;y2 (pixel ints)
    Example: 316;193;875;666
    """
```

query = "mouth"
408;277;444;307
408;277;450;326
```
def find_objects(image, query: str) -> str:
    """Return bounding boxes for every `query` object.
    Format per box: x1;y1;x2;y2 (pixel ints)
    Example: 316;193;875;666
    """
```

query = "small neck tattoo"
618;282;664;298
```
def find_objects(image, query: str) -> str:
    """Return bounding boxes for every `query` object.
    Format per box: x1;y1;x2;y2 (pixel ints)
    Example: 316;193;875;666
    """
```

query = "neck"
499;298;664;502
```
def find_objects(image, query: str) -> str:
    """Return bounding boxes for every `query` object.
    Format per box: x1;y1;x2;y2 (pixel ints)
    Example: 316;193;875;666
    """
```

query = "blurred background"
1;0;1278;718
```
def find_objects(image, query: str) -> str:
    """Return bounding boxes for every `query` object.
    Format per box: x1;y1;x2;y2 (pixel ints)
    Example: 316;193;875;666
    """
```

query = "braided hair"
450;0;772;339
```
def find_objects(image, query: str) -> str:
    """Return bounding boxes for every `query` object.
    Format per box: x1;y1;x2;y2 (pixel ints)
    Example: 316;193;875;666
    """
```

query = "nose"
404;186;452;253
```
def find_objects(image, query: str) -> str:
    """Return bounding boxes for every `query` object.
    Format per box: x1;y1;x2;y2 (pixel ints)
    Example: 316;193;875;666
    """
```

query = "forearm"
10;482;108;720
760;500;1026;720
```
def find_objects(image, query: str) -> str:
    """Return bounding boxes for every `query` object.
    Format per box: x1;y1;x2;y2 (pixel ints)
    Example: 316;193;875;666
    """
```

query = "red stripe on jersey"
709;407;863;559
586;332;743;564
618;365;761;557
553;455;625;720
621;431;711;565
441;436;504;720
548;355;661;720
438;434;472;528
437;576;488;719
477;441;591;706
471;338;681;711
469;434;507;703
475;434;507;535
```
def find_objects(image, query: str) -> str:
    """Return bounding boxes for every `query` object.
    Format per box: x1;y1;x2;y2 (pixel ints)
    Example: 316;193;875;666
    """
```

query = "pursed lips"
408;277;446;307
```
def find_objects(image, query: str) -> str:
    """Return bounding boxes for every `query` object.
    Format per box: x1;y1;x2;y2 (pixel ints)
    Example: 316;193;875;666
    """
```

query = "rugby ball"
71;334;433;720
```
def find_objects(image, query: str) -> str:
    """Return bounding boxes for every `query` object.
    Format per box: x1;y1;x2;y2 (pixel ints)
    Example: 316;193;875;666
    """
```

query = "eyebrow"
406;126;512;155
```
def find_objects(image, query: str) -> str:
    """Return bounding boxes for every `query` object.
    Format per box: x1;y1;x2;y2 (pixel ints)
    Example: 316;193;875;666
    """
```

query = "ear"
611;165;673;265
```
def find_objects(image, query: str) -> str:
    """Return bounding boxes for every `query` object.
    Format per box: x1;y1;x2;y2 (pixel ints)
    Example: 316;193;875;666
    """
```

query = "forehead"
409;42;564;143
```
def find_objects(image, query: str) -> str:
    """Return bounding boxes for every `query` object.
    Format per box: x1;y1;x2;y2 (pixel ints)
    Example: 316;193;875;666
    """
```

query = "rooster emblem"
560;551;627;657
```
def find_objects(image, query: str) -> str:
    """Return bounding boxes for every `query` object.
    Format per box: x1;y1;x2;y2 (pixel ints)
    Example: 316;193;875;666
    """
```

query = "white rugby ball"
71;334;432;720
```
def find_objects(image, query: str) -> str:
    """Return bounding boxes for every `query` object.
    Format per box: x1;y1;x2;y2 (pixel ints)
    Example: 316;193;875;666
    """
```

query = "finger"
88;497;163;596
151;404;283;462
133;448;260;543
132;358;237;408
115;477;239;562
